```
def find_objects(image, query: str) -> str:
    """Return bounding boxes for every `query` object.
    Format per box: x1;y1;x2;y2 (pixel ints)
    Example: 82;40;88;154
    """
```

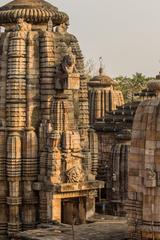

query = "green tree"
115;73;151;102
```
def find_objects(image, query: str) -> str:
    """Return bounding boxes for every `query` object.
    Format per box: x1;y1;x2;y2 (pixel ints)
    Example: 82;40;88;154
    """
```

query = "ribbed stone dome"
0;0;69;26
89;68;117;88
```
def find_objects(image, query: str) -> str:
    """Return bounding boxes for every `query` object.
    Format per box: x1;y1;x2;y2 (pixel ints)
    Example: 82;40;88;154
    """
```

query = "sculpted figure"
112;173;117;182
14;18;32;31
66;166;85;183
61;47;77;75
145;168;156;187
56;20;70;34
146;168;156;180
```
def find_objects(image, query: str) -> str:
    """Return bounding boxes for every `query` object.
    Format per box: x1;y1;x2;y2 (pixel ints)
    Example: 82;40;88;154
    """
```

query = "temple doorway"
61;197;86;225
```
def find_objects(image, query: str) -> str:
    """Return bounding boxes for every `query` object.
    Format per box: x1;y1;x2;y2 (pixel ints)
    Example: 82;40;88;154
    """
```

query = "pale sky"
2;0;160;77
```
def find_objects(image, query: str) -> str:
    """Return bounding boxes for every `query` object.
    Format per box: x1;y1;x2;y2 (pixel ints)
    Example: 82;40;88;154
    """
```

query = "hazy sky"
2;0;160;77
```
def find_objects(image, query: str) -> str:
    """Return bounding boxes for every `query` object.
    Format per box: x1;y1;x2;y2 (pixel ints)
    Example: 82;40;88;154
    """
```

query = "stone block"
55;73;80;90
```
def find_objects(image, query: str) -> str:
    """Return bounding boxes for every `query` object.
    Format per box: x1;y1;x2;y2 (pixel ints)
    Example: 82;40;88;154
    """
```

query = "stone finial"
99;57;104;76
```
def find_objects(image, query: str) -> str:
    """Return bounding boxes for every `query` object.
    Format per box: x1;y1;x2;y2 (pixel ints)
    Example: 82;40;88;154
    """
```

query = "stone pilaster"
39;31;55;121
7;132;22;237
22;129;38;230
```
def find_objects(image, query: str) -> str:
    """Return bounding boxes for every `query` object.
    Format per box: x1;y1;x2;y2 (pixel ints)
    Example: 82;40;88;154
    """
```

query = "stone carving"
61;48;77;75
56;20;70;34
55;48;79;90
146;168;156;180
14;18;32;32
88;190;97;198
145;168;156;188
66;166;85;183
112;173;117;182
47;18;53;32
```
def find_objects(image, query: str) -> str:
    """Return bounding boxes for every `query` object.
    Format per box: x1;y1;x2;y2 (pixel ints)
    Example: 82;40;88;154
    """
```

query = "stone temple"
127;73;160;240
0;0;103;239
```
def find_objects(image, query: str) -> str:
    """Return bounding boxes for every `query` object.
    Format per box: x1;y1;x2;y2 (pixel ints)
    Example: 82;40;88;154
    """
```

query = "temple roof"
93;101;139;133
88;67;117;88
0;0;69;25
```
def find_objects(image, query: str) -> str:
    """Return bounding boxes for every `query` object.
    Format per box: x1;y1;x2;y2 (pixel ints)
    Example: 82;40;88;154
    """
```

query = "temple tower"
88;66;124;125
0;0;103;239
127;73;160;239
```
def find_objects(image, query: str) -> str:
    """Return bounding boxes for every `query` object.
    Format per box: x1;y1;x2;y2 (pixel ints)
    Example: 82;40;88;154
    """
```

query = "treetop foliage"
115;73;153;102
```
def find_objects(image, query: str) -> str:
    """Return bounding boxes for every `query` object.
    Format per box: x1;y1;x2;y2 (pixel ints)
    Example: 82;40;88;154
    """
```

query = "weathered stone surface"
92;102;138;216
127;73;160;239
18;217;128;240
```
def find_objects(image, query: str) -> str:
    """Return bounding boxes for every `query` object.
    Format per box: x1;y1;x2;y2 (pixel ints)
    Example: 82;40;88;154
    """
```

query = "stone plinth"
55;73;80;90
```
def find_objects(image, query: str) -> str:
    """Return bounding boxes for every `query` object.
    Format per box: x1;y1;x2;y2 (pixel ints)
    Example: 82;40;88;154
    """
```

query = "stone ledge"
58;180;104;193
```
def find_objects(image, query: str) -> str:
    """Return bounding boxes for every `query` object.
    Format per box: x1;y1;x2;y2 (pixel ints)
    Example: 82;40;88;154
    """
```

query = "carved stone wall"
127;76;160;239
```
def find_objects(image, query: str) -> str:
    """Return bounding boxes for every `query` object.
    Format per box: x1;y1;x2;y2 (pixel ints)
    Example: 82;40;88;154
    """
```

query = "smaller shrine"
88;61;124;125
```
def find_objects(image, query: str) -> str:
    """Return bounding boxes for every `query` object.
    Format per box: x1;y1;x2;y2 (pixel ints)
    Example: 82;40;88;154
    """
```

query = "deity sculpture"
56;20;70;34
14;18;32;31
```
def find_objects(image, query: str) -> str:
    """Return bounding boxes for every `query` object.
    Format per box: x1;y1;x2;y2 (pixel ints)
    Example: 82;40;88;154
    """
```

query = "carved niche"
66;166;85;183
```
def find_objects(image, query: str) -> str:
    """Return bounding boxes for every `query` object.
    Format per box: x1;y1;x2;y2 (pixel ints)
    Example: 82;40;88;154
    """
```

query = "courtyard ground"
18;215;128;240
